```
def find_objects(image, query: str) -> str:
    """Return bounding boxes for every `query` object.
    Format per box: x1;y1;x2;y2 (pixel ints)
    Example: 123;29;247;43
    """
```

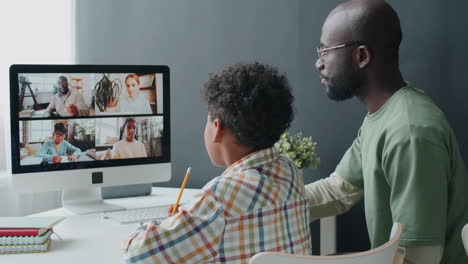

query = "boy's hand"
52;156;62;163
167;204;179;217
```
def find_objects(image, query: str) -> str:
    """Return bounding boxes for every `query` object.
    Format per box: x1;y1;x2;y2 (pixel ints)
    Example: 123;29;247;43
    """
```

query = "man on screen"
46;76;89;117
35;122;81;163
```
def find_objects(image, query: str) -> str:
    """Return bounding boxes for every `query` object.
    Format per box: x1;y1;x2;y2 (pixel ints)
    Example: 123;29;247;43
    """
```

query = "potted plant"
75;121;93;142
274;131;320;170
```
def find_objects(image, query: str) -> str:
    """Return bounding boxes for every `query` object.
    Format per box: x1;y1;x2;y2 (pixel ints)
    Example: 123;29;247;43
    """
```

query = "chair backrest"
462;224;468;255
249;222;402;264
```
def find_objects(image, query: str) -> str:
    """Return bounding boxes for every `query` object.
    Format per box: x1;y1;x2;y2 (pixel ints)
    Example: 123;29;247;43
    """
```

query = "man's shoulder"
380;88;451;145
70;90;85;99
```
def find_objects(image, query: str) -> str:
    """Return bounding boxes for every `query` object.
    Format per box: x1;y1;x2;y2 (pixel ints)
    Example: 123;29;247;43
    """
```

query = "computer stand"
62;186;125;214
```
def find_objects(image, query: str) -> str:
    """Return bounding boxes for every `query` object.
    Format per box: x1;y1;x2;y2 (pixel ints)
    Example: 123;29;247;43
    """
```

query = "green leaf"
274;131;320;170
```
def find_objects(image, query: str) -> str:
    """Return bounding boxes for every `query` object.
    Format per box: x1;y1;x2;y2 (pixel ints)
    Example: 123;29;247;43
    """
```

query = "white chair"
462;224;468;255
249;222;403;264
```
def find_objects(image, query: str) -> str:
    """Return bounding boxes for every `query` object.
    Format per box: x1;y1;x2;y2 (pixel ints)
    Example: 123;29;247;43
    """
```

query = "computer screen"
10;65;171;213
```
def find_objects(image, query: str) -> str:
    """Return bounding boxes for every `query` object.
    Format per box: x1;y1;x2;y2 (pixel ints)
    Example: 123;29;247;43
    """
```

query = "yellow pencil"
172;167;192;214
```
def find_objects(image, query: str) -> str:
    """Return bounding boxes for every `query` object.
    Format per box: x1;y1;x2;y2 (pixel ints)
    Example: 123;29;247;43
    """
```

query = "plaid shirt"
122;147;312;263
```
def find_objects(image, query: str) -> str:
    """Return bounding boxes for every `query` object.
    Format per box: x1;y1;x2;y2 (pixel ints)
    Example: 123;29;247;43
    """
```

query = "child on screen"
111;118;147;159
122;62;312;263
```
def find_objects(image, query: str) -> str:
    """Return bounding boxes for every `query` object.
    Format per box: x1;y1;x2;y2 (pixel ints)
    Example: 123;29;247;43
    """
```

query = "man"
306;0;468;263
46;76;89;117
35;122;81;163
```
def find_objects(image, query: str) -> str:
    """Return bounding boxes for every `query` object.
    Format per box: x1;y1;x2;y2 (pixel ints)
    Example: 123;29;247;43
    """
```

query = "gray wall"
76;0;468;252
76;0;302;188
443;0;468;163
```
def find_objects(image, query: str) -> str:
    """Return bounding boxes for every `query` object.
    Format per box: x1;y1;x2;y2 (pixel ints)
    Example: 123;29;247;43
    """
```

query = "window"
29;121;54;143
0;0;73;171
96;118;120;146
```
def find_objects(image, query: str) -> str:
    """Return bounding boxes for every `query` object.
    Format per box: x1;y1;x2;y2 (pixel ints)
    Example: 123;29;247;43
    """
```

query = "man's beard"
59;87;69;94
324;69;365;101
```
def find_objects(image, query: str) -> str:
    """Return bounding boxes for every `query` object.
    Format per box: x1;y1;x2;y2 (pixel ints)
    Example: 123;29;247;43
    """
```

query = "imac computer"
10;65;171;214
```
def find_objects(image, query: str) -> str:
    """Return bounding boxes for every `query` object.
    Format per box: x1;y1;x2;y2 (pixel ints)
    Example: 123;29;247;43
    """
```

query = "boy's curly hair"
202;62;294;150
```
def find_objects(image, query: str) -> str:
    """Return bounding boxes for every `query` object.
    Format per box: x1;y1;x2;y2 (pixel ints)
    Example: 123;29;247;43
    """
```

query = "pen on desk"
172;167;192;214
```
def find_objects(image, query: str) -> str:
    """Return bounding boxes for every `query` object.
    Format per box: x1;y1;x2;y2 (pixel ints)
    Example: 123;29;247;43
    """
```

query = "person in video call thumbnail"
35;122;81;163
118;74;152;114
46;76;89;117
111;118;147;159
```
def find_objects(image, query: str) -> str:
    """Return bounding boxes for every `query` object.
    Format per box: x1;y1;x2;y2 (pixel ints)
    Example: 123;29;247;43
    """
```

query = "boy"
122;62;312;263
35;122;81;163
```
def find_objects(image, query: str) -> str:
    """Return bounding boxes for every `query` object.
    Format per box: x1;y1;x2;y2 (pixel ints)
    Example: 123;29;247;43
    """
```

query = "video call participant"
111;118;147;159
118;74;152;114
46;76;89;117
35;122;81;163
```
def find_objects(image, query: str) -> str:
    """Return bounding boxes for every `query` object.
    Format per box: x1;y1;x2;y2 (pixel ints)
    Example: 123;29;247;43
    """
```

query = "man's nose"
315;58;324;71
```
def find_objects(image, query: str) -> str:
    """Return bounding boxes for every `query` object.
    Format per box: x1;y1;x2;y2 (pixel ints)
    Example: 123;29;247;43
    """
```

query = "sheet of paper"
20;157;42;166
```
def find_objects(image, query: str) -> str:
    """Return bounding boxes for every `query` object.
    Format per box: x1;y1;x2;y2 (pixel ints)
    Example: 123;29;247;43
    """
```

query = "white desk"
2;187;336;263
1;187;202;264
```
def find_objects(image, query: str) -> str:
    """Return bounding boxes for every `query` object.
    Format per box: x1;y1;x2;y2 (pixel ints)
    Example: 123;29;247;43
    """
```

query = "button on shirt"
122;147;312;264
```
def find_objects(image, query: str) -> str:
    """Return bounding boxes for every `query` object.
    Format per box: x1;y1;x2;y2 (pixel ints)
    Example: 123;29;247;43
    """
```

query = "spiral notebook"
0;239;51;254
0;230;52;245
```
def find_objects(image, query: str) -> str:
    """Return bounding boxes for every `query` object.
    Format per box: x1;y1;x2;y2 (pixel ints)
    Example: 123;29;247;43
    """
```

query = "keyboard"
103;205;170;224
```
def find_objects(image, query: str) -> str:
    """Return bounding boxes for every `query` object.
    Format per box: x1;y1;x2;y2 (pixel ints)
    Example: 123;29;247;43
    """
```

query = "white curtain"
0;0;73;216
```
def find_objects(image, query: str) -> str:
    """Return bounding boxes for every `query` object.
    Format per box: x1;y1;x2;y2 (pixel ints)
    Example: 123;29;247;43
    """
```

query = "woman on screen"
35;122;81;163
111;118;147;159
118;74;152;114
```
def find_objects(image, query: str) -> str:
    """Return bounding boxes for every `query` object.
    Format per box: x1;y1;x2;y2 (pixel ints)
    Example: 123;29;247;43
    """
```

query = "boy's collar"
221;147;279;176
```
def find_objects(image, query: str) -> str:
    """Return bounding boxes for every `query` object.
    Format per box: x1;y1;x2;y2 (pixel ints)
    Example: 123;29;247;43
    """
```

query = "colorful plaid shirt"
122;147;312;263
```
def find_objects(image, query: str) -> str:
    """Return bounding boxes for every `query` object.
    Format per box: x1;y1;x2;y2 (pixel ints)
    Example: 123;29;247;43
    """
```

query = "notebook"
0;216;64;236
0;230;52;245
0;228;48;237
0;239;51;254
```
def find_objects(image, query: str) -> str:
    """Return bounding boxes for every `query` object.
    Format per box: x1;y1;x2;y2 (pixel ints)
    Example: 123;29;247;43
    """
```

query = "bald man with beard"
305;1;468;263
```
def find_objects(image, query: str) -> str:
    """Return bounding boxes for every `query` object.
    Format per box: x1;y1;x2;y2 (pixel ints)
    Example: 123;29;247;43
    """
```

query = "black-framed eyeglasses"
316;41;365;63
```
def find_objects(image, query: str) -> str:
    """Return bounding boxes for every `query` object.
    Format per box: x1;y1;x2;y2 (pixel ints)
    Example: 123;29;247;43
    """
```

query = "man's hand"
67;154;77;161
66;104;79;116
52;156;62;163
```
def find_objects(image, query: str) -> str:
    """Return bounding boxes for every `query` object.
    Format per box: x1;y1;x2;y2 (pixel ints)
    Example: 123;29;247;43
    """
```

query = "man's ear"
212;118;224;143
356;45;371;69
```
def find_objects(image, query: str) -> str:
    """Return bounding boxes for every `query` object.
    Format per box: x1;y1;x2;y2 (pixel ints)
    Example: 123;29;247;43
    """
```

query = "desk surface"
2;187;201;264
